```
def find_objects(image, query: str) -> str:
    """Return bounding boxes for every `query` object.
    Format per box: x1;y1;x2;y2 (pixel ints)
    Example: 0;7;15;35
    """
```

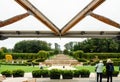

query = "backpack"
109;64;114;72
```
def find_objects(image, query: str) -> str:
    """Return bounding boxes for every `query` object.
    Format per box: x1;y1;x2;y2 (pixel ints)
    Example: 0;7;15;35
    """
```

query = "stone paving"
1;72;120;82
36;77;120;82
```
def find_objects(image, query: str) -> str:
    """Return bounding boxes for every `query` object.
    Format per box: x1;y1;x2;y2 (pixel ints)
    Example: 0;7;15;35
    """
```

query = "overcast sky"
0;0;120;50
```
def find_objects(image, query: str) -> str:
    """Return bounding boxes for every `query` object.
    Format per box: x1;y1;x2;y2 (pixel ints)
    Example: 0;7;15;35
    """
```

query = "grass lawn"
74;66;119;72
0;65;47;73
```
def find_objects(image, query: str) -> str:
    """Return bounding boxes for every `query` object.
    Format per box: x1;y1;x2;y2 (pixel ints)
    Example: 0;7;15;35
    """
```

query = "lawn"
74;66;119;72
0;65;44;73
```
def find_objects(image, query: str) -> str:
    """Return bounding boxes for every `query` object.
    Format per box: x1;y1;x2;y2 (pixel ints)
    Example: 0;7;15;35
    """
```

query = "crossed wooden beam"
1;0;120;37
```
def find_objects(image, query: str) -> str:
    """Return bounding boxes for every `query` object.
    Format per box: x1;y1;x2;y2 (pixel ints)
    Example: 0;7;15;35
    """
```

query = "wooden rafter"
61;0;105;35
89;12;120;28
0;12;29;27
15;0;60;35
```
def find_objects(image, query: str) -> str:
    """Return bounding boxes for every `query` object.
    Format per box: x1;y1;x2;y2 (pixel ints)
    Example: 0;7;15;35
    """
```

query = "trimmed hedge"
102;69;119;78
49;69;61;79
73;70;81;77
12;69;24;77
32;70;42;78
80;69;90;77
62;70;73;79
1;70;12;77
32;70;49;78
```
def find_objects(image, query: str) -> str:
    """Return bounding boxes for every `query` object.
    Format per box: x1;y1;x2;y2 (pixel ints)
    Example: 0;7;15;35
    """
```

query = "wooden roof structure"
0;0;120;40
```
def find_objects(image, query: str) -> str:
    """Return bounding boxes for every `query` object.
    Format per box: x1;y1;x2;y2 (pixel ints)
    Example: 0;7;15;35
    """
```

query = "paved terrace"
1;72;120;82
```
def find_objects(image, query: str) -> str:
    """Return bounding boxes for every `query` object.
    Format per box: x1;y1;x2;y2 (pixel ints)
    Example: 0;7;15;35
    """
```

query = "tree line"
0;40;61;53
1;38;120;53
64;38;120;53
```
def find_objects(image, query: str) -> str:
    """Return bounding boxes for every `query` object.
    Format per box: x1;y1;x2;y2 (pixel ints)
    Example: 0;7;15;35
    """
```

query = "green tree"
54;43;61;54
0;49;4;59
65;38;120;53
1;47;8;53
13;40;51;53
64;42;76;51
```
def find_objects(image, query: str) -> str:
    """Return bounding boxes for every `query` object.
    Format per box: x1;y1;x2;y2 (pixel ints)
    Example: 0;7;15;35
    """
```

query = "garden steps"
42;54;81;66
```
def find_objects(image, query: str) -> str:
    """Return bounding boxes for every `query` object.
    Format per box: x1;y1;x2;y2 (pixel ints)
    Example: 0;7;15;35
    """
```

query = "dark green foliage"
63;49;69;55
37;50;48;59
1;70;12;77
49;69;61;79
1;47;8;53
35;58;45;62
12;69;24;77
32;70;50;78
0;49;4;59
73;50;84;59
102;69;119;78
54;49;59;54
62;70;73;79
13;40;51;53
10;51;52;60
113;70;119;77
73;70;81;77
77;58;87;62
80;69;90;77
65;38;120;53
12;53;37;59
41;70;49;77
32;70;42;78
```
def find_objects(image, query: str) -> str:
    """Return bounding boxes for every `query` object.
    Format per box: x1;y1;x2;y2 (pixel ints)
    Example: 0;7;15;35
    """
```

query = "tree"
64;42;76;51
64;38;120;53
13;40;52;53
0;49;4;59
1;47;8;53
54;43;61;54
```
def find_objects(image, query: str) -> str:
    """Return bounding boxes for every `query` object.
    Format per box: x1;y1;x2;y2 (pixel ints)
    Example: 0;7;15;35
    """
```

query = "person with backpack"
106;59;114;82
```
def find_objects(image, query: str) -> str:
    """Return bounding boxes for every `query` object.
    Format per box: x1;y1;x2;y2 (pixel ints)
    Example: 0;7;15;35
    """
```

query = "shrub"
1;70;12;77
73;70;81;77
49;69;61;79
113;70;119;77
32;70;42;78
80;69;90;77
102;69;119;78
12;69;24;77
0;49;4;59
73;50;84;59
37;50;48;59
62;70;73;79
41;70;49;78
77;58;87;62
102;69;107;78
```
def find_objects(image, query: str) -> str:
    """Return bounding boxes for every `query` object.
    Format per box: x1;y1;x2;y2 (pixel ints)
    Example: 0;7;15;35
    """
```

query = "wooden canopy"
0;0;120;40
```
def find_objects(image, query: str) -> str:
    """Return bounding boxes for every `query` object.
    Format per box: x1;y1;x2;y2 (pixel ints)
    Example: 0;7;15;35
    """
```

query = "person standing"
95;60;104;82
106;59;114;82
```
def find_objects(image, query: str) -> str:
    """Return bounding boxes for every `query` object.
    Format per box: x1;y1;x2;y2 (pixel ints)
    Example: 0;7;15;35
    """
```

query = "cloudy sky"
0;0;120;50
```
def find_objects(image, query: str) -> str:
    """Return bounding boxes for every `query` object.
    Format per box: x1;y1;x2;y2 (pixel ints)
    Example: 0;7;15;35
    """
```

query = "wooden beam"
61;0;105;35
0;12;29;27
0;30;120;39
90;12;120;28
15;0;60;35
